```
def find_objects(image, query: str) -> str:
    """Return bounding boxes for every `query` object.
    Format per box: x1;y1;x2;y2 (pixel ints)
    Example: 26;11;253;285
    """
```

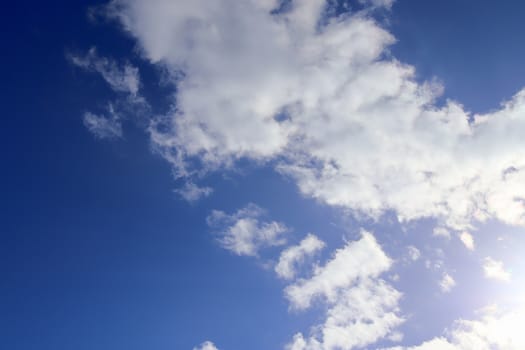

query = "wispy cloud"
68;47;140;96
83;110;122;140
175;181;213;203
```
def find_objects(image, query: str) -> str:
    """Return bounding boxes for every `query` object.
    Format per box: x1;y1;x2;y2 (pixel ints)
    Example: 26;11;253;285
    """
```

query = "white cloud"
381;305;525;350
68;47;140;96
439;273;456;293
175;181;213;202
285;231;392;309
433;227;451;239
193;341;219;350
406;246;421;261
100;0;525;232
83;109;122;139
285;231;404;350
483;257;511;282
459;231;475;251
275;233;325;280
207;204;288;256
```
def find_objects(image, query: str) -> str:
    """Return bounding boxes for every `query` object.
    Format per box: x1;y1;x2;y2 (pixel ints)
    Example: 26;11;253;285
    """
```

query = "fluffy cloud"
207;204;288;256
483;257;511;282
100;0;525;231
275;233;325;280
381;305;525;350
439;273;456;293
285;231;403;350
459;231;475;251
406;246;421;261
193;341;219;350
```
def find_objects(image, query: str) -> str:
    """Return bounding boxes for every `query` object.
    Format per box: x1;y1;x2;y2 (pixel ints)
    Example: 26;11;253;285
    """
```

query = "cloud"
406;246;421;261
432;227;451;239
174;181;213;202
193;341;219;350
207;204;288;256
459;231;475;251
285;231;392;309
439;273;456;293
285;231;403;350
381;305;525;350
69;48;150;140
275;233;325;280
100;0;525;232
83;109;122;139
68;47;140;96
483;257;511;282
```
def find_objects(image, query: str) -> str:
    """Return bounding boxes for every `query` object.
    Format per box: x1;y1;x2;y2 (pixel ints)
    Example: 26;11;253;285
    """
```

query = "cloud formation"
275;233;325;280
68;47;140;96
382;305;525;350
83;109;122;139
68;48;148;139
193;341;219;350
101;0;525;233
207;204;288;256
483;257;511;282
285;231;403;350
439;273;456;293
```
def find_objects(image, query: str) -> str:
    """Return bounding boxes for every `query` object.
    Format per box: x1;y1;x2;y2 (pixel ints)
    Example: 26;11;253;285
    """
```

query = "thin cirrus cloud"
97;0;525;234
83;109;122;140
68;47;140;96
68;48;148;139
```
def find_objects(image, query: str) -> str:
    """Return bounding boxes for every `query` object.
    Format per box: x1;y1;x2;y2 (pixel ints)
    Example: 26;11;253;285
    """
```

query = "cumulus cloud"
97;0;525;232
381;305;525;350
207;204;288;256
459;231;475;251
285;231;403;350
193;341;219;350
439;273;456;293
275;233;325;280
483;257;511;282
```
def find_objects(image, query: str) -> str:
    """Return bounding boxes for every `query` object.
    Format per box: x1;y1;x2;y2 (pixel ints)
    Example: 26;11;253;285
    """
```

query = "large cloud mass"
103;0;525;231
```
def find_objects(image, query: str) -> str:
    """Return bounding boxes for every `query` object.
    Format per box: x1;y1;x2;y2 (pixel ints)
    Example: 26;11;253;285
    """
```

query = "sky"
2;1;525;349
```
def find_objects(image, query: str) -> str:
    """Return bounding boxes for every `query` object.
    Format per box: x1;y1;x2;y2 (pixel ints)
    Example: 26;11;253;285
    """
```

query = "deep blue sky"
2;1;525;349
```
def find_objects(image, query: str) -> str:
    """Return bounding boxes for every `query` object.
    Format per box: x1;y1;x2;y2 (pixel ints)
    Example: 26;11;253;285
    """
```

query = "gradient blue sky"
3;1;525;350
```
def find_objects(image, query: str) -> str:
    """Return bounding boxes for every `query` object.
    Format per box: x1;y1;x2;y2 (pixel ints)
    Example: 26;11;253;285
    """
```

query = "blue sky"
3;1;525;349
